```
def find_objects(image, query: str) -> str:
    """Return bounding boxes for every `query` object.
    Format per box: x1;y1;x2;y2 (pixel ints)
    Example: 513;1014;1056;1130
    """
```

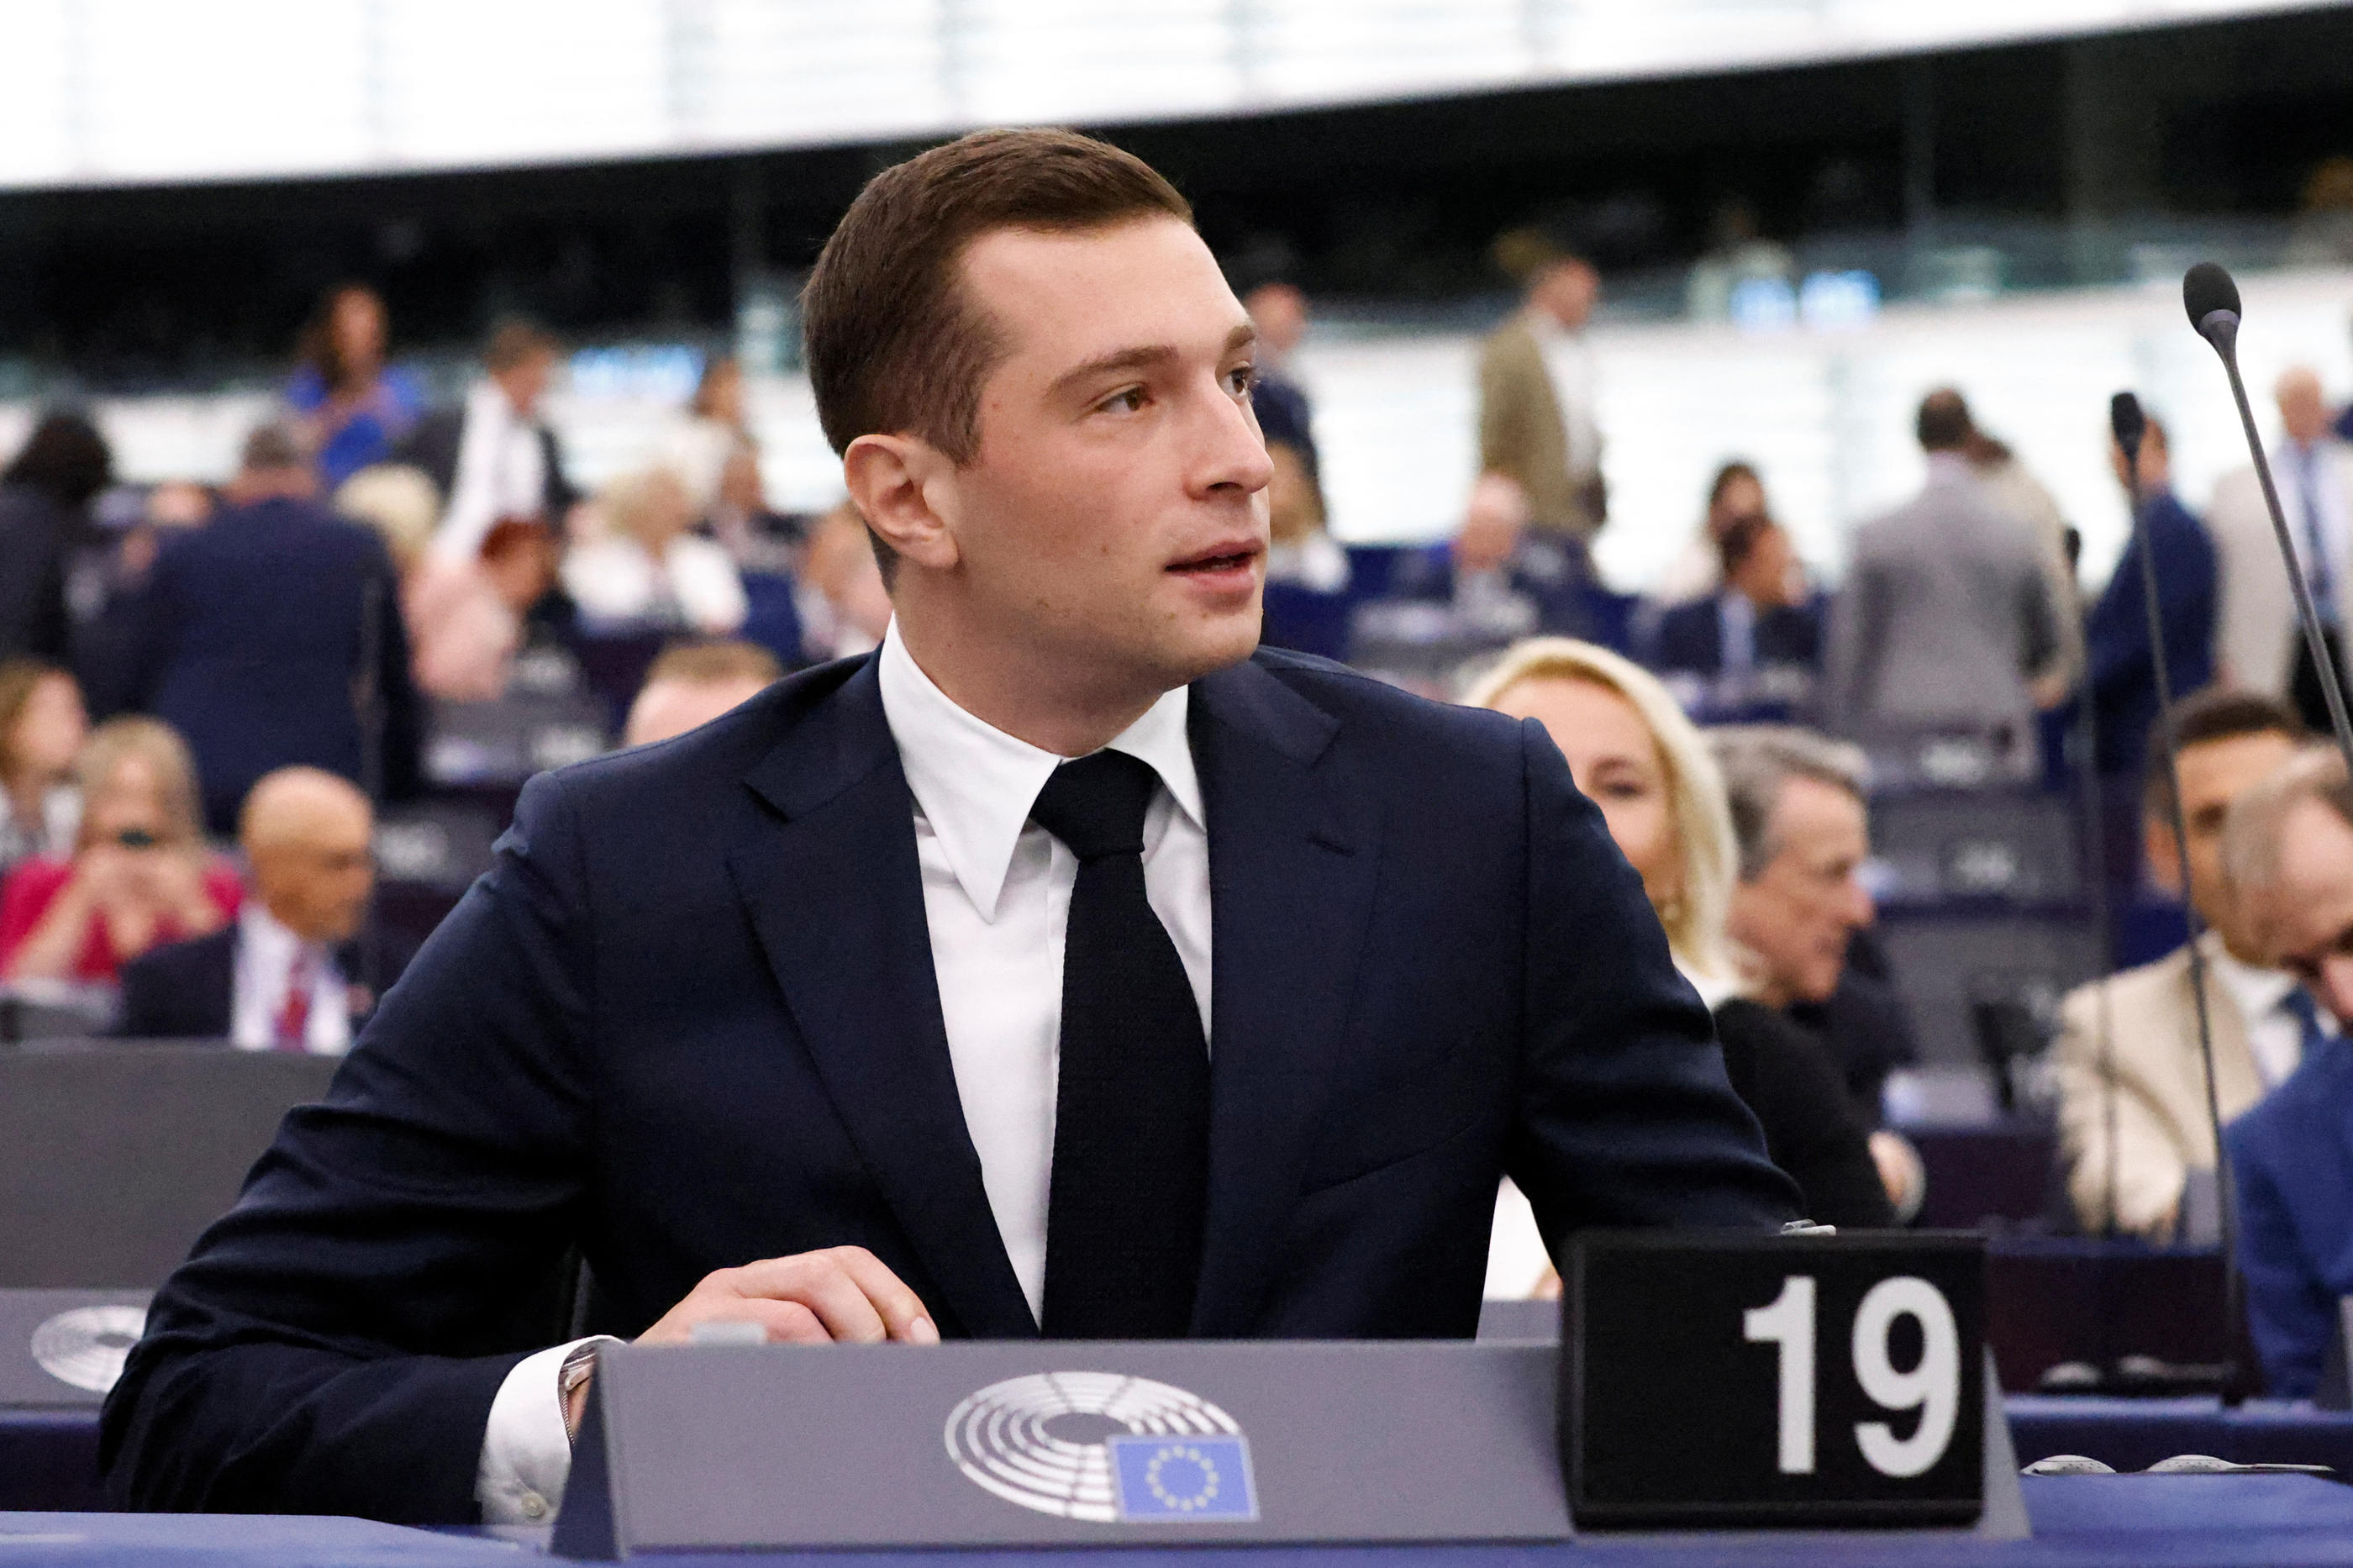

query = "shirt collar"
239;901;312;972
2203;929;2301;1023
1924;451;1975;486
876;621;1201;922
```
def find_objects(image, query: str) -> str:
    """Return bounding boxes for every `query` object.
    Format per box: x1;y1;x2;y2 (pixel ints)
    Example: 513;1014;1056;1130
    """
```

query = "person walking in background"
2210;367;2353;728
129;422;420;834
0;660;87;877
1469;639;1894;1239
2054;691;2303;1241
284;285;423;489
1824;387;2063;780
0;410;112;665
117;767;383;1050
1965;419;2083;708
1476;234;1604;550
397;319;578;562
0;717;239;986
563;468;747;637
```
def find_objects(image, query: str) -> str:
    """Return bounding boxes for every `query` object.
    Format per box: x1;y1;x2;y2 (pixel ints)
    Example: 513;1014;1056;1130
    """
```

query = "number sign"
1563;1231;1985;1529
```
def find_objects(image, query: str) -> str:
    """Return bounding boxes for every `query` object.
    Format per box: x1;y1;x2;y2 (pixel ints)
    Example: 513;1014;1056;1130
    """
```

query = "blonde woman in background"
1469;639;1892;1295
564;467;747;637
0;717;240;985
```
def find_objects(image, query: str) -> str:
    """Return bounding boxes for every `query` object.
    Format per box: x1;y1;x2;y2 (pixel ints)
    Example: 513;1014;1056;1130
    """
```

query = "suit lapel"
728;660;1036;1339
1186;660;1383;1334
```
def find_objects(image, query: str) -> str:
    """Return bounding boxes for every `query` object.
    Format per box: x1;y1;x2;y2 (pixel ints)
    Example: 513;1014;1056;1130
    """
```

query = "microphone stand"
2061;535;2122;1236
2116;405;2244;1403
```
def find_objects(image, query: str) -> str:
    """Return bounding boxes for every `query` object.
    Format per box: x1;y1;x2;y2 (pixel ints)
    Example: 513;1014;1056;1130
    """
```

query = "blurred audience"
794;500;894;662
1712;724;1922;1216
118;767;378;1050
1824;388;2063;779
704;445;800;577
2082;413;2214;781
2219;749;2353;1397
334;463;440;574
129;420;420;834
622;640;784;747
2055;690;2303;1240
0;410;112;664
659;354;756;517
0;717;238;985
1651;514;1819;716
1478;234;1603;547
399;318;578;562
2210;367;2353;730
1656;460;1771;608
284;284;423;488
1470;640;1893;1229
1966;420;2083;700
1244;282;1319;481
565;467;747;637
408;518;564;703
0;660;88;876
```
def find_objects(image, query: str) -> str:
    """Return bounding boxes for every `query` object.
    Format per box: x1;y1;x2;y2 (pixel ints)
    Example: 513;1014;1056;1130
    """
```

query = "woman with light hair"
563;466;747;637
1468;639;1891;1292
0;717;240;984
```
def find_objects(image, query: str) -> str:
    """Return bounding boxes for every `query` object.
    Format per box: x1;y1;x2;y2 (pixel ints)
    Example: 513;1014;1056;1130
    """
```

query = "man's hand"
639;1246;940;1348
566;1248;940;1438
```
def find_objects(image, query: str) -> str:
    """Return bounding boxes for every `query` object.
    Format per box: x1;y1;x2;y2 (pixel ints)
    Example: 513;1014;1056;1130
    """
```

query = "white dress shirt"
475;619;1214;1523
435;382;549;562
229;904;351;1055
2208;939;2324;1091
2278;437;2350;624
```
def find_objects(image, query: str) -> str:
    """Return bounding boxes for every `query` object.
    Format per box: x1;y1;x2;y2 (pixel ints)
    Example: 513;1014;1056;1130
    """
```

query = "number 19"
1742;1275;1960;1478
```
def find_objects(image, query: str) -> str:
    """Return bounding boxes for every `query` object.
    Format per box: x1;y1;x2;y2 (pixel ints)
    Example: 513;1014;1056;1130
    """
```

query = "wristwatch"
558;1340;603;1450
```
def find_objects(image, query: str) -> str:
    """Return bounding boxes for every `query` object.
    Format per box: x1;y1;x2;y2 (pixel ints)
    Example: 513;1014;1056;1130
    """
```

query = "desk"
7;1477;2353;1566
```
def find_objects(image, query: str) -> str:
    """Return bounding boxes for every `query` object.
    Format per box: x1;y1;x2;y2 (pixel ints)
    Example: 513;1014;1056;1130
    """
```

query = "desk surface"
8;1478;2353;1568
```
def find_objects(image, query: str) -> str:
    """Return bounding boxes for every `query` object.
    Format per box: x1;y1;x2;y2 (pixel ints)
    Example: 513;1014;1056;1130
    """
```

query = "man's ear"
843;433;961;572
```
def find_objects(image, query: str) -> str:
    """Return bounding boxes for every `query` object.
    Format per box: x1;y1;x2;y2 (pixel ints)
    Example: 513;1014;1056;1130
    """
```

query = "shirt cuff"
475;1336;619;1525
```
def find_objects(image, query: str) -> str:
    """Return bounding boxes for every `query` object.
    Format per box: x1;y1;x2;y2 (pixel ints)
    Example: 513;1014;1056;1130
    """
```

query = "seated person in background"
703;446;801;578
1711;724;1923;1217
1651;514;1819;714
1469;639;1894;1238
0;717;239;985
408;519;564;704
118;769;378;1050
793;499;895;661
622;640;784;748
2217;749;2353;1397
564;467;747;638
1654;459;1769;608
2054;690;2304;1239
1261;439;1346;594
1366;474;1588;657
0;660;87;876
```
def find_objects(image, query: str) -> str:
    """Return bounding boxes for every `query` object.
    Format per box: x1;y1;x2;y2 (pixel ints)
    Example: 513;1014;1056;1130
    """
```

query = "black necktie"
1029;750;1209;1338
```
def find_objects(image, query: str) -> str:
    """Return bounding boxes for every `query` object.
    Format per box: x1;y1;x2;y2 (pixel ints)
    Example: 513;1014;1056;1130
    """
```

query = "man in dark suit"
103;129;1796;1527
118;767;390;1045
2081;414;2217;781
1651;516;1821;718
128;423;418;834
393;319;578;560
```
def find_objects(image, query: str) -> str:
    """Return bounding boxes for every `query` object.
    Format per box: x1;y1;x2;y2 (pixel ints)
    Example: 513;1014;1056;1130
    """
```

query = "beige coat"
2052;934;2268;1238
1477;317;1596;539
2209;441;2353;696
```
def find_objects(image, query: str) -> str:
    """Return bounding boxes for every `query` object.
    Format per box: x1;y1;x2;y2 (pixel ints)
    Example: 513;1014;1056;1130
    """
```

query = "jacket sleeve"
1822;548;1883;735
2227;1116;2338;1400
1477;333;1532;484
1503;718;1800;1245
100;771;598;1523
2051;981;2194;1237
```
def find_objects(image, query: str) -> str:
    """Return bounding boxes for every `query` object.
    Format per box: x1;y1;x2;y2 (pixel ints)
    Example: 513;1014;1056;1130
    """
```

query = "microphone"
2111;387;2237;1394
2181;263;2353;781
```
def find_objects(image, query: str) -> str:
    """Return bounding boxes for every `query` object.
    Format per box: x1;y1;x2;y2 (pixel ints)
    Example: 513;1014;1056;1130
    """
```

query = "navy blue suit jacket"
101;650;1796;1522
2082;490;2216;776
2226;1034;2353;1398
131;497;420;833
1651;595;1822;677
115;925;412;1040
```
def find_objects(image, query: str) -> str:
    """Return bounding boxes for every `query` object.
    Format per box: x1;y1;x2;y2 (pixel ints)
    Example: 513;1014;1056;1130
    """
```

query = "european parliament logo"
944;1371;1260;1524
1108;1434;1258;1521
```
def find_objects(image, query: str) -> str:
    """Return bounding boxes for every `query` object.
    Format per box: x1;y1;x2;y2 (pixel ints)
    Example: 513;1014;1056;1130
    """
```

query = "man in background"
397;320;579;562
1824;387;2063;780
118;768;383;1050
2053;691;2303;1239
1711;725;1920;1215
2218;748;2353;1397
1651;515;1820;716
1241;282;1317;483
2211;367;2353;730
622;639;783;748
130;422;418;834
1476;235;1603;549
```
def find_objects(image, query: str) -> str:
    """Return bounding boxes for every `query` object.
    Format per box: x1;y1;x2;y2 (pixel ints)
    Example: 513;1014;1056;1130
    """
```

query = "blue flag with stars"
1108;1434;1258;1522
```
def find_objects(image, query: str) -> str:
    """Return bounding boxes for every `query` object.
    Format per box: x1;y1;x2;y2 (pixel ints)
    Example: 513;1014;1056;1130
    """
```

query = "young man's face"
940;217;1273;699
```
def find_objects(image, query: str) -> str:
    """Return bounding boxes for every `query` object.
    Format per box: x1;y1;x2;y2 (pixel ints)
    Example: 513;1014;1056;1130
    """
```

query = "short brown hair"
485;318;559;374
2142;687;2305;822
802;128;1192;467
642;639;785;691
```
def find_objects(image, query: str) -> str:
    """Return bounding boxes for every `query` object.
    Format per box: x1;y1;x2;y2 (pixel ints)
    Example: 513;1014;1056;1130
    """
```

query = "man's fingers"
726;1255;890;1344
824;1247;940;1344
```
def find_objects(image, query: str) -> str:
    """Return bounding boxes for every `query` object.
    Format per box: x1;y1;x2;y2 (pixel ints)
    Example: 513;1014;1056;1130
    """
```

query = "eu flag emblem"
1108;1434;1258;1522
